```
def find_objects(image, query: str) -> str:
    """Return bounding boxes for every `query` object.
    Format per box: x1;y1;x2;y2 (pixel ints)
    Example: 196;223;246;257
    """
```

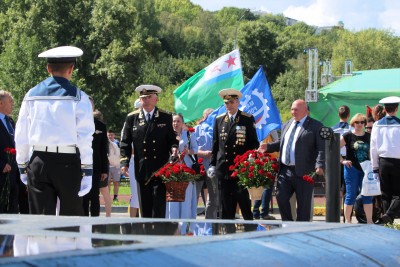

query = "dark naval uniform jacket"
211;110;259;179
120;107;178;182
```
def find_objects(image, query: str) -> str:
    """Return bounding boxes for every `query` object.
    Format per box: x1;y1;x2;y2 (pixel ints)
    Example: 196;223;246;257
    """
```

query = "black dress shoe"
378;214;393;225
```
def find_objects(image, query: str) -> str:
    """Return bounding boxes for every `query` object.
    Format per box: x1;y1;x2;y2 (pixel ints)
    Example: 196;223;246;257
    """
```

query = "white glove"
373;173;380;181
20;174;28;185
78;176;92;197
207;166;216;179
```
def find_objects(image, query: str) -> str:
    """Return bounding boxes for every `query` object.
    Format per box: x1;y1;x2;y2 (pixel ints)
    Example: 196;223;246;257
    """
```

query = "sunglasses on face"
354;121;366;125
366;126;372;130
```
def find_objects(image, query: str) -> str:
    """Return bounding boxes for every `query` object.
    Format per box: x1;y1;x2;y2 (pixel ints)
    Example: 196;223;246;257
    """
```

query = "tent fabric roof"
319;68;400;95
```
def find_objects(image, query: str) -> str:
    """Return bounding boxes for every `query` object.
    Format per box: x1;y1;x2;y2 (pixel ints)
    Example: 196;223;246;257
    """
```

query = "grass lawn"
110;184;131;195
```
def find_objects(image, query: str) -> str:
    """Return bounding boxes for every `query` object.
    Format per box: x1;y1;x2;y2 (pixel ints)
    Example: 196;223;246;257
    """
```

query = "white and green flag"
174;49;244;122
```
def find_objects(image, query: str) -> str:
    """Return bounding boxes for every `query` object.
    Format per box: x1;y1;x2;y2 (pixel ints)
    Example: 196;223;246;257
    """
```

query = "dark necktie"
4;116;14;136
147;113;151;123
230;116;234;125
285;121;299;165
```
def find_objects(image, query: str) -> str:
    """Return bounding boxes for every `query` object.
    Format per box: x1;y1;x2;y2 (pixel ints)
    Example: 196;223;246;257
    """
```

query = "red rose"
248;172;254;178
229;165;235;171
258;169;264;175
249;165;255;171
243;161;249;167
9;148;16;155
188;128;195;133
302;175;314;185
271;163;279;172
240;167;246;173
231;171;238;178
198;158;204;164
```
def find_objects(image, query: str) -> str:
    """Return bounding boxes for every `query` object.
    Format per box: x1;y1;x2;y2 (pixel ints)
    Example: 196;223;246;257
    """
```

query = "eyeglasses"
354;121;365;125
365;127;372;130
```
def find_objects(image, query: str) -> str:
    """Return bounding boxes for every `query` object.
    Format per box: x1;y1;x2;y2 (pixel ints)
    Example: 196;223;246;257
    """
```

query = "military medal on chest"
236;125;246;145
138;111;145;126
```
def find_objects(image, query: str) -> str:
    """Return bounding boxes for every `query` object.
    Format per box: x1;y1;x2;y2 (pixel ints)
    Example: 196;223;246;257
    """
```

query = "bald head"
291;99;308;121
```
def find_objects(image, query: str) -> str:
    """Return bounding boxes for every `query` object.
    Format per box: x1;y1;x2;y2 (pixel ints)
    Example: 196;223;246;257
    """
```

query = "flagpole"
233;9;250;49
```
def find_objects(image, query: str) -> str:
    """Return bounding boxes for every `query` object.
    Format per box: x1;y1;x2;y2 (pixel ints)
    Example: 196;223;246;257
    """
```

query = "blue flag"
202;66;281;142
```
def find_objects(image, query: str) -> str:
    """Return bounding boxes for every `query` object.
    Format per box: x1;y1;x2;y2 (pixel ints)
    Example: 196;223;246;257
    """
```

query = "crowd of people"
0;45;399;226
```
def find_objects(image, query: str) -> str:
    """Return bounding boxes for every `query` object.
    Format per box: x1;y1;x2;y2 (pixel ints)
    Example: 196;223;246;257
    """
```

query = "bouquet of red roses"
154;162;202;183
229;149;278;189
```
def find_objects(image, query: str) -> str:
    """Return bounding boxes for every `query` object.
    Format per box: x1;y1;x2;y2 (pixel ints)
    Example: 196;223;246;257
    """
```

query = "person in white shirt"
15;46;94;216
370;96;400;224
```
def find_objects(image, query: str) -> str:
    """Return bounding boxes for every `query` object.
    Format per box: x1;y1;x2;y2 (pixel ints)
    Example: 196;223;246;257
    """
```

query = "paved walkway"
101;194;399;224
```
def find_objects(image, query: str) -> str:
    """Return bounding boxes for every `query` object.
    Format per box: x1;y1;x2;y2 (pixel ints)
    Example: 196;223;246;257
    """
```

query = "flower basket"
229;150;278;190
154;161;201;202
248;187;264;200
165;181;189;202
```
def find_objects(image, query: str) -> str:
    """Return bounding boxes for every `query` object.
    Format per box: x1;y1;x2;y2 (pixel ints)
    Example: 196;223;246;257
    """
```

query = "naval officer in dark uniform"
15;46;95;216
120;85;178;218
209;89;259;220
371;96;400;224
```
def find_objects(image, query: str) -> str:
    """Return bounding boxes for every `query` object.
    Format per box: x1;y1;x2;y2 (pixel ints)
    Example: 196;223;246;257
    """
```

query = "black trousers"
0;178;18;214
138;179;166;218
220;178;253;220
27;151;83;216
379;157;400;220
82;172;101;217
276;164;314;221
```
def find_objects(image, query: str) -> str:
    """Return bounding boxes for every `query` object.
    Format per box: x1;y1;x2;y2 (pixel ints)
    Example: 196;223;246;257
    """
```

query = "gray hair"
0;90;13;101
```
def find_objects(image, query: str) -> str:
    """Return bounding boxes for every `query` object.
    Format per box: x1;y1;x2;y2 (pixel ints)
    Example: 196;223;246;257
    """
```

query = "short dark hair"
48;62;74;73
367;117;375;123
338;105;350;119
107;129;115;134
384;103;398;114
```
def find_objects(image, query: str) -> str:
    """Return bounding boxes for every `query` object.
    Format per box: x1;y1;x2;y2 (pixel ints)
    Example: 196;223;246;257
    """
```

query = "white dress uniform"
370;96;400;223
15;46;95;216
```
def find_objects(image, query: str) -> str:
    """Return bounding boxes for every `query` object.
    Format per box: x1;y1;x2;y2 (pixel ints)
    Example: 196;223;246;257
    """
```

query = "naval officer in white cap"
15;46;95;216
120;85;178;218
370;96;400;224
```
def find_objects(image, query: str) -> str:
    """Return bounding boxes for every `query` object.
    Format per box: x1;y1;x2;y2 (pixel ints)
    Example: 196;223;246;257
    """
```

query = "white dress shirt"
281;116;307;166
370;116;400;169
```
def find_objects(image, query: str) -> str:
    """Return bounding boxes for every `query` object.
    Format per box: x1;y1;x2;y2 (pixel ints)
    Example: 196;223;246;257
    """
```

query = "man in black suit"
0;90;19;213
210;89;259;221
83;98;109;216
260;99;325;221
120;85;178;218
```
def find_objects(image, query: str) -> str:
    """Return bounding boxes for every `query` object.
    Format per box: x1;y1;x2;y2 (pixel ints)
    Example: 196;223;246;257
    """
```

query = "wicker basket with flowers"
154;160;202;202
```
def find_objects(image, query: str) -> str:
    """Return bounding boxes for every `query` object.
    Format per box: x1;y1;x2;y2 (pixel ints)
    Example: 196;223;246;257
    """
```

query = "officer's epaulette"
240;111;252;117
216;114;225;118
128;109;141;116
158;108;173;115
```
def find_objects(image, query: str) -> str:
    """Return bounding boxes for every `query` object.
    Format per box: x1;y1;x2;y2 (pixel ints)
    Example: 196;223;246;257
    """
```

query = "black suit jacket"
120;107;178;182
92;118;109;176
0;116;18;186
267;116;325;176
211;110;259;178
0;116;19;213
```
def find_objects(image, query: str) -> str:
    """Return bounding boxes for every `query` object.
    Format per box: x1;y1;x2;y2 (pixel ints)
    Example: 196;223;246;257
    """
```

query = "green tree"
331;29;400;75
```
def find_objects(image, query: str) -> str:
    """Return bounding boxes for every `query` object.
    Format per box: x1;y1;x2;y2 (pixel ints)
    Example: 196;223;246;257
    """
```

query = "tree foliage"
0;1;399;130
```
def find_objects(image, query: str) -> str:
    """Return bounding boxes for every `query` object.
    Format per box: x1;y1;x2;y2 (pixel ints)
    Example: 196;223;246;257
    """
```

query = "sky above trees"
191;0;400;35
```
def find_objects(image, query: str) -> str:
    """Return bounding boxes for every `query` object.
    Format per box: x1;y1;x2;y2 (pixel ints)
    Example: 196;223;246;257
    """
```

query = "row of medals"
220;126;246;145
